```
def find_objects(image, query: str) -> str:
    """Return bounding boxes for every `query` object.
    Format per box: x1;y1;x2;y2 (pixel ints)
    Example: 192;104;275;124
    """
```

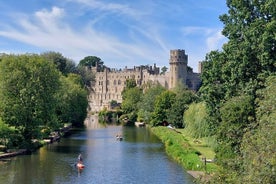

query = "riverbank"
150;126;218;182
0;124;73;160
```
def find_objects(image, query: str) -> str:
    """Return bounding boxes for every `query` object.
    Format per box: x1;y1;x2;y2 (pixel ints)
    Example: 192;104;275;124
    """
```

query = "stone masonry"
88;49;201;112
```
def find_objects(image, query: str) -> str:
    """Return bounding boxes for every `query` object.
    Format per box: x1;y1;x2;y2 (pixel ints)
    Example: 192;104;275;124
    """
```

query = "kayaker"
78;153;83;163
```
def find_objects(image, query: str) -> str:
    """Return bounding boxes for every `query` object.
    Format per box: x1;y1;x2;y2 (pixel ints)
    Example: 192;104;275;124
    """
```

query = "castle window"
114;80;116;85
118;80;121;85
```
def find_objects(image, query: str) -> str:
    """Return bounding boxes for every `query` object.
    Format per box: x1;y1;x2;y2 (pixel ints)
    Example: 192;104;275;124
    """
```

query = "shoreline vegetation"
0;123;73;160
151;126;219;182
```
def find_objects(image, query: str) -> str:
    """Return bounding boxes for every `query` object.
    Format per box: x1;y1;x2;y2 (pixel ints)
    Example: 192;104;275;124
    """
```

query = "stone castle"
88;49;201;112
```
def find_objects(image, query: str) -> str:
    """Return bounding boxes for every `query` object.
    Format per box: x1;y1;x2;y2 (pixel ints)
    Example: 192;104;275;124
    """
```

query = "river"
0;125;194;184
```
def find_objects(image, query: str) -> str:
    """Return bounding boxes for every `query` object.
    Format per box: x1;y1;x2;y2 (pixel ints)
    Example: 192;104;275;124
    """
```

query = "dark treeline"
0;52;93;150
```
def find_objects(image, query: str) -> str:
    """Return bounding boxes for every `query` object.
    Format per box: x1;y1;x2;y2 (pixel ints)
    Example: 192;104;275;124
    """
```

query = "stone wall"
88;49;201;112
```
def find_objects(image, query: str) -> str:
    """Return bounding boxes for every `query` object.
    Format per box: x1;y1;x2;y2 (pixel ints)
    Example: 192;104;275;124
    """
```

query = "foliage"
184;102;210;138
241;75;276;184
41;51;76;75
199;51;228;134
78;56;104;70
216;94;254;165
123;78;137;92
0;118;16;148
98;108;121;124
167;86;198;128
160;66;168;75
121;87;142;114
199;1;276;182
76;65;95;88
137;84;165;123
56;74;88;127
0;54;61;144
150;90;176;126
0;54;89;149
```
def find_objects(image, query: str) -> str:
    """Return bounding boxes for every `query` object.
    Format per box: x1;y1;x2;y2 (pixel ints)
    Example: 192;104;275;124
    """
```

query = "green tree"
76;65;95;88
184;102;209;138
151;90;176;126
0;54;60;146
160;66;168;75
78;56;105;70
56;74;88;127
220;0;276;96
41;51;76;75
167;86;198;128
199;51;228;134
0;118;16;148
121;87;142;114
202;1;276;182
137;84;165;123
241;76;276;184
125;78;137;91
216;94;254;164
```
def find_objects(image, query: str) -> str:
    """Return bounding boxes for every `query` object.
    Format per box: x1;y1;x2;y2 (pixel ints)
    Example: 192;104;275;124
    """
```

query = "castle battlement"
88;49;201;112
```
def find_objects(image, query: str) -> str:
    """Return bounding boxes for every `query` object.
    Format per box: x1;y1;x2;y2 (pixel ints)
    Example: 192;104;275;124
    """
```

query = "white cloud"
34;6;65;29
65;0;144;18
0;1;227;70
0;5;166;68
181;26;227;52
206;30;227;51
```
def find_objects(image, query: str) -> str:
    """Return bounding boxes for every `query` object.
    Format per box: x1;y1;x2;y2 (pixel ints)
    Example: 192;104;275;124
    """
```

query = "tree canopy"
0;54;89;149
199;0;276;182
0;54;61;146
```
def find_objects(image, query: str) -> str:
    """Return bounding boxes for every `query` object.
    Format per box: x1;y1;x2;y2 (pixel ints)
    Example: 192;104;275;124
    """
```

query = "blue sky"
0;0;228;72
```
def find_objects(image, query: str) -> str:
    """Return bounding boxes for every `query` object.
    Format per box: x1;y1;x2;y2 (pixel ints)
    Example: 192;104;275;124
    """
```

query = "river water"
0;126;194;184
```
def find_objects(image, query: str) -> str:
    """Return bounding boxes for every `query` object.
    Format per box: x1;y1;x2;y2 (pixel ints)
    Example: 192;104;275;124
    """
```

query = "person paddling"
78;153;83;163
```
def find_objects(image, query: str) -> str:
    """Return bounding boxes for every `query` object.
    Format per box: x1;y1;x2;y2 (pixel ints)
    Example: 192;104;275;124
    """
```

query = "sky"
0;0;228;72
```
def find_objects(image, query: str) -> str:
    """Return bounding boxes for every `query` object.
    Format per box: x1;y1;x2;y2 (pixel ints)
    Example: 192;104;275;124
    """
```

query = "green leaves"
241;76;276;183
150;90;176;126
0;54;89;147
200;1;275;182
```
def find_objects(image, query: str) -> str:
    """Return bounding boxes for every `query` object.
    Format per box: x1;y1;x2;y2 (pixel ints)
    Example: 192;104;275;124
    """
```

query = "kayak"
77;163;85;169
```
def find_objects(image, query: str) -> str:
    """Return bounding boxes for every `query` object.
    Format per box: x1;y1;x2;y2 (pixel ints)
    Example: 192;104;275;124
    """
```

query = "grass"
151;126;219;173
178;129;216;160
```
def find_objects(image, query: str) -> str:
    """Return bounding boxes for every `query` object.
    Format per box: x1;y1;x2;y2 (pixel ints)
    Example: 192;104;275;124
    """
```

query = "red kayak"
77;163;85;169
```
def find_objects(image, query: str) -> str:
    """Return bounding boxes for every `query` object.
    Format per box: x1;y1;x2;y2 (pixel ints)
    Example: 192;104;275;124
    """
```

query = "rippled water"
0;126;194;184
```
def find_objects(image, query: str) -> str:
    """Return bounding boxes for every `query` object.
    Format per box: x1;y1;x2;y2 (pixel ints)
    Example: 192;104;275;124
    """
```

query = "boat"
135;122;145;127
116;135;123;141
76;163;85;169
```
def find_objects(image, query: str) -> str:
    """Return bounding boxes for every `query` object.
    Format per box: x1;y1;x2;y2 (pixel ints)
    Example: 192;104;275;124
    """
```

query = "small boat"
76;163;85;169
116;134;123;141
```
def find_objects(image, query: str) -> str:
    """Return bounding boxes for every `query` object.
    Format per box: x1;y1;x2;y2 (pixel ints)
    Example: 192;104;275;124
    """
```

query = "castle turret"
169;49;188;89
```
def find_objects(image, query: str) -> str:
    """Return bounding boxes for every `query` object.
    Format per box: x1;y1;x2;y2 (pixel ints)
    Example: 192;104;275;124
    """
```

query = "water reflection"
0;126;194;184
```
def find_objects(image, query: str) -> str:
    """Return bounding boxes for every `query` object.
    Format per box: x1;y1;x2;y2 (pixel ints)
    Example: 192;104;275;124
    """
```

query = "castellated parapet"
88;49;201;112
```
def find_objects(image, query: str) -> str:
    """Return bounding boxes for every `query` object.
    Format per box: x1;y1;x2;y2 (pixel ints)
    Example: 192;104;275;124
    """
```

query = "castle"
88;49;201;112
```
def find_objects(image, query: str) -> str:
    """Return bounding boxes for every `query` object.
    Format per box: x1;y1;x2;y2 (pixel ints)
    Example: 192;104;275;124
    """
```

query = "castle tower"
169;49;188;89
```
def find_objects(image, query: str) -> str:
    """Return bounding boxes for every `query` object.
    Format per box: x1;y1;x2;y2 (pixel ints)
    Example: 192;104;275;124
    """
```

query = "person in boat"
78;153;83;163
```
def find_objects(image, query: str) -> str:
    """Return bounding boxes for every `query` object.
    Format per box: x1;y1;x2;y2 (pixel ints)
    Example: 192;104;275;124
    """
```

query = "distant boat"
116;135;123;141
135;122;145;127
